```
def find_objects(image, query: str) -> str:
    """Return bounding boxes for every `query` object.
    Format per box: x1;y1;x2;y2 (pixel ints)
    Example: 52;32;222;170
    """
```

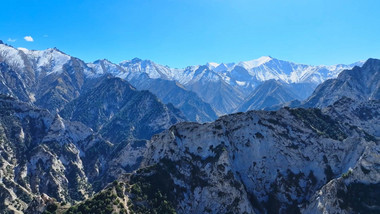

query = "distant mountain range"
0;41;363;120
103;55;363;114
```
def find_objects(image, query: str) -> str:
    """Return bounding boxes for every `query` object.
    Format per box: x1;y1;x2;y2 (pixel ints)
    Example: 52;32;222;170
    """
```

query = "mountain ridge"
303;58;380;108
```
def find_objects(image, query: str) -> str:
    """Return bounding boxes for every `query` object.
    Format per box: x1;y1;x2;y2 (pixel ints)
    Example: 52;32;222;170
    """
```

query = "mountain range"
0;41;364;120
0;39;378;214
110;56;363;114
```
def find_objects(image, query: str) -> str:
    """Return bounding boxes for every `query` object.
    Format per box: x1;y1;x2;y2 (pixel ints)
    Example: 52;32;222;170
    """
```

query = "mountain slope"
60;77;186;143
303;58;380;108
128;74;218;123
237;79;301;112
183;66;244;115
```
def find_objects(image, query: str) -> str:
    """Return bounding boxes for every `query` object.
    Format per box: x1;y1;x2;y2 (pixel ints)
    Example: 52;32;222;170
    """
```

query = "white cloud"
43;35;48;37
24;36;34;42
7;38;16;42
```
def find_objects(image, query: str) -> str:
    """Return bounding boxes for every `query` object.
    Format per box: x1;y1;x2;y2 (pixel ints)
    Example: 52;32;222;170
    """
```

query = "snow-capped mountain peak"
206;62;220;69
23;48;72;73
88;59;127;77
17;47;29;52
237;56;273;70
119;57;176;80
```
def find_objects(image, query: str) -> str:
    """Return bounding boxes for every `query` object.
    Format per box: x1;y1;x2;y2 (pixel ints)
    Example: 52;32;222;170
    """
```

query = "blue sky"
1;0;379;67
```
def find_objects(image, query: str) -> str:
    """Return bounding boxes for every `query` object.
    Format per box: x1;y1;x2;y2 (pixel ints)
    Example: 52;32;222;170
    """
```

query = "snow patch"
236;80;246;86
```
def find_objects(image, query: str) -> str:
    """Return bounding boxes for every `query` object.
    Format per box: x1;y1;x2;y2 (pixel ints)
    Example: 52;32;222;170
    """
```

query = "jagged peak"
362;58;380;68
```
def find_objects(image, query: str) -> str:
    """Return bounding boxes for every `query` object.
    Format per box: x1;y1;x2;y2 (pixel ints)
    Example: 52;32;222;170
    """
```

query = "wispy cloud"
43;35;48;38
24;36;34;42
7;38;16;42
